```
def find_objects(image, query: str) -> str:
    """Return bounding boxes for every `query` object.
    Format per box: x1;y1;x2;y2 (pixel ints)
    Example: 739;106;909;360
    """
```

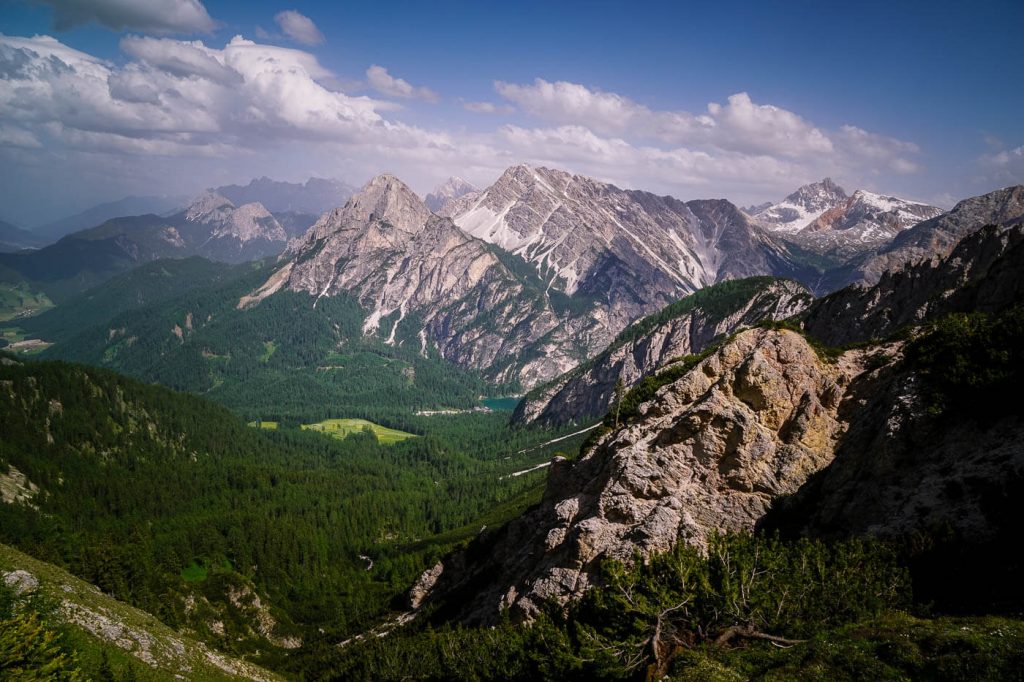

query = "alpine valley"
2;160;1023;681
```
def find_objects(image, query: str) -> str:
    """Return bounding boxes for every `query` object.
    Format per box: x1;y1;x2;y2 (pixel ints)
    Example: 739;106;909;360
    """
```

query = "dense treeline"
18;257;249;345
0;357;587;658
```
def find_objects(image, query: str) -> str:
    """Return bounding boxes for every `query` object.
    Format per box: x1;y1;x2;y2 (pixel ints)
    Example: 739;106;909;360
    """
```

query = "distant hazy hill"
33;195;188;243
0;219;44;252
214;176;355;215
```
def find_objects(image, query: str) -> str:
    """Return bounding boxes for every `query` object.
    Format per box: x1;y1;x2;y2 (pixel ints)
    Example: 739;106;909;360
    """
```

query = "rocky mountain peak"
493;164;573;196
425;176;478;211
942;184;1024;226
185;192;235;223
210;202;287;244
823;184;1024;290
755;178;849;233
783;177;847;207
346;173;432;233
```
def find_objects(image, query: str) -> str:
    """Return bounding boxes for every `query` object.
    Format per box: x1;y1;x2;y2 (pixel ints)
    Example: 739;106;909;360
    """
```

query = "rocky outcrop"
821;185;1024;290
803;224;1024;346
761;374;1023;546
416;212;1024;623
417;328;885;624
515;278;813;427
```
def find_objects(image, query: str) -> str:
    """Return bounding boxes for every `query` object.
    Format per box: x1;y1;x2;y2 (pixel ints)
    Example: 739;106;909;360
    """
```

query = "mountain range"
31;195;189;244
3;160;1024;679
752;178;943;262
0;219;44;253
240;166;826;387
0;193;291;302
213;176;356;215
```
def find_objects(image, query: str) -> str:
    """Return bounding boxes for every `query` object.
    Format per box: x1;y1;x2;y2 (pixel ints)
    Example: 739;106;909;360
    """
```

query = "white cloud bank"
0;32;941;223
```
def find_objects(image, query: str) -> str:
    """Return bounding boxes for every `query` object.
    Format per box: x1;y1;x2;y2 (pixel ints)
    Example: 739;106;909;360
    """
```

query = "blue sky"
1;0;1022;225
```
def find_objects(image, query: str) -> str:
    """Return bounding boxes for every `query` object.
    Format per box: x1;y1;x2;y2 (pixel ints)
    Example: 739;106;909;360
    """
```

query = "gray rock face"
762;373;1024;547
436;165;814;383
803;224;1024;346
447;164;809;302
417;329;880;624
515;278;813;427
185;193;288;255
822;185;1024;290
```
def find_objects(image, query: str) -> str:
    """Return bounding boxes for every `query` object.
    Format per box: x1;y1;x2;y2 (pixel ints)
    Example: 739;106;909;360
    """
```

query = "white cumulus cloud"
366;65;438;102
463;101;510;114
274;10;324;45
0;33;943;224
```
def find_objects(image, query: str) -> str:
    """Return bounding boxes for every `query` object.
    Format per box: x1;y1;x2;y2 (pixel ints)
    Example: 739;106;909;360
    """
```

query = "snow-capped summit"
754;178;848;234
425;176;478;212
791;189;942;260
754;180;942;260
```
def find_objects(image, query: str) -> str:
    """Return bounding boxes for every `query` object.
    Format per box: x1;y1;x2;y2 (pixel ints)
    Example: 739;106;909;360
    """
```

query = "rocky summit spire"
347;173;432;233
184;191;235;223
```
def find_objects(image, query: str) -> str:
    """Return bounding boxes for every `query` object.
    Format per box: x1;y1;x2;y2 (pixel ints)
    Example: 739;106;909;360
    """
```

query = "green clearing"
0;283;54;322
259;339;277;363
180;558;232;583
301;417;417;445
248;420;279;429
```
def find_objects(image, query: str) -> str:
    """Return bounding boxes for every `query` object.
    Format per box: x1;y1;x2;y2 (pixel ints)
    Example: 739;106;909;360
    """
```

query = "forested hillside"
27;263;499;423
0;354;591;671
